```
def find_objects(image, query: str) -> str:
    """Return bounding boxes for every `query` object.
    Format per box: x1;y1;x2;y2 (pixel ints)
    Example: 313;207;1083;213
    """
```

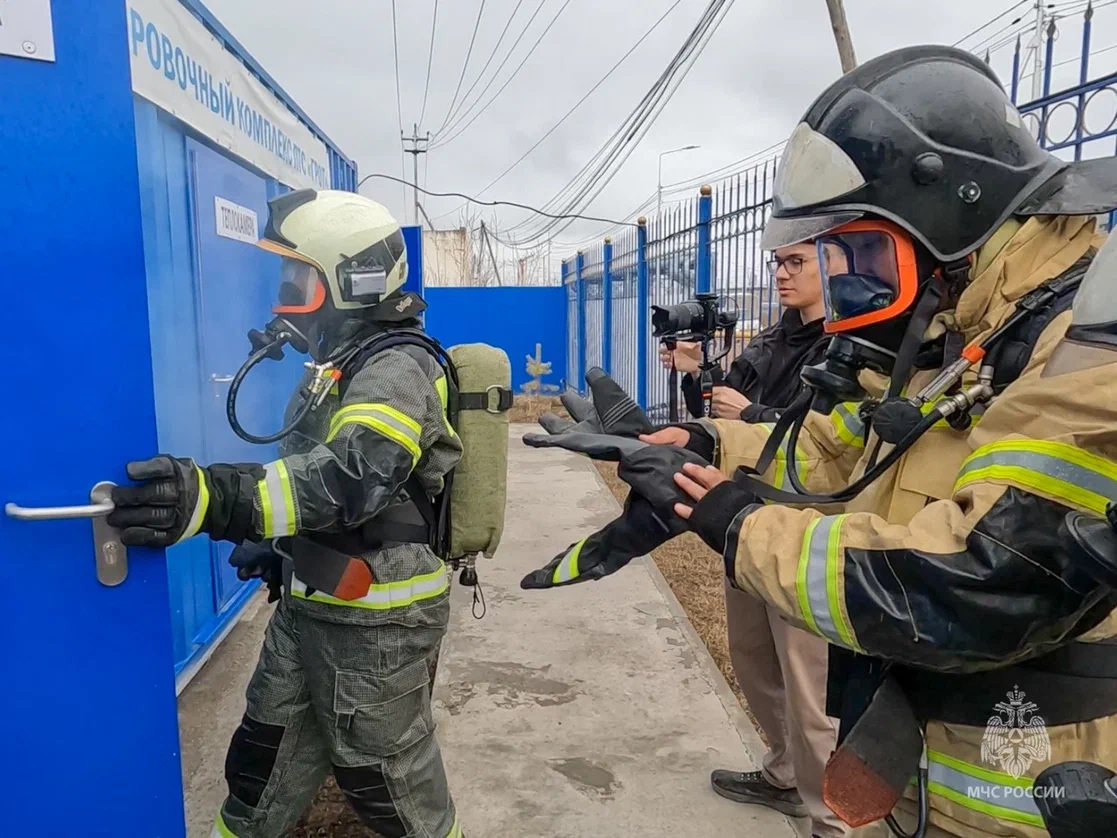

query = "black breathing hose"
776;406;943;505
226;342;318;445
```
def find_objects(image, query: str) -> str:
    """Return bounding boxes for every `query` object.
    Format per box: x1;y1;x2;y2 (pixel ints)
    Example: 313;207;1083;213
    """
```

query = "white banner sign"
214;197;259;244
126;0;331;190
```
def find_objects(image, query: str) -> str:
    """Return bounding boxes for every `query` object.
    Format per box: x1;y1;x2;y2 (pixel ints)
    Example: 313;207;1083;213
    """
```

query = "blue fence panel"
644;198;698;421
711;158;779;358
582;243;605;382
563;260;578;391
609;226;640;399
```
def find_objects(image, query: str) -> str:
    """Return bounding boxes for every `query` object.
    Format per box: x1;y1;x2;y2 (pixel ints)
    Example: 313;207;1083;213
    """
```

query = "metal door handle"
211;374;235;384
5;498;115;521
5;481;128;586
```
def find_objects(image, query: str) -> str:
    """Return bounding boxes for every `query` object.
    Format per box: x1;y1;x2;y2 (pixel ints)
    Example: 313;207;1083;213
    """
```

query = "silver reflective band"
290;563;449;610
956;445;1117;511
800;517;848;646
553;539;586;585
773;123;866;211
927;755;1043;826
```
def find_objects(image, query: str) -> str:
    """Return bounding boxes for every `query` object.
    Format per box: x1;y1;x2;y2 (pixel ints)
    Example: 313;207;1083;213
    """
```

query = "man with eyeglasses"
660;242;829;422
660;240;845;837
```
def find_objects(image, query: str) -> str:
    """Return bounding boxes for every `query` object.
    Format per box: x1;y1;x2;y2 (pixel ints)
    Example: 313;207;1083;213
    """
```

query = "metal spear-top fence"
562;2;1117;418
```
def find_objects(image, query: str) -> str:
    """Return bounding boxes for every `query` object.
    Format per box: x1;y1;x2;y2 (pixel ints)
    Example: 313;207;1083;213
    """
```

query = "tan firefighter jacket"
702;215;1117;838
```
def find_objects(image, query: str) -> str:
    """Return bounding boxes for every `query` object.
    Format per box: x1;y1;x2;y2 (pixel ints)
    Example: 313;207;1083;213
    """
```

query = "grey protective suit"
213;338;464;838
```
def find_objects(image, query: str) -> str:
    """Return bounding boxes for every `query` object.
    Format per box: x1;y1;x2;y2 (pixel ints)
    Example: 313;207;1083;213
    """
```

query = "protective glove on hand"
229;540;284;603
109;456;262;547
521;440;712;590
521;493;687;589
538;367;654;438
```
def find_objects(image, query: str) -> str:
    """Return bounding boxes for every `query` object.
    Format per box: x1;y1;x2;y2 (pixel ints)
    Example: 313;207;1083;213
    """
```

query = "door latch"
5;482;128;586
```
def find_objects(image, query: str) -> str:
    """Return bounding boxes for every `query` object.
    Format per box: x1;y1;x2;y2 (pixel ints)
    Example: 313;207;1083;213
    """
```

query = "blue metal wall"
423;287;568;394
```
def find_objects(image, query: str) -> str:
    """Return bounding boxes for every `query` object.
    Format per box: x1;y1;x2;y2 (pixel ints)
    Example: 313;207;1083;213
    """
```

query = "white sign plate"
126;0;331;190
0;0;57;62
214;197;259;244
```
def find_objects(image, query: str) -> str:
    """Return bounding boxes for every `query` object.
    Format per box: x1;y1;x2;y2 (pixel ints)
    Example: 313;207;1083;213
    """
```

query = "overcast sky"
205;0;1115;253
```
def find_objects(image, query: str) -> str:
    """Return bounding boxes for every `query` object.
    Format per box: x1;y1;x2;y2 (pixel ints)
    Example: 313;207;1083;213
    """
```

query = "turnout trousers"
211;592;459;838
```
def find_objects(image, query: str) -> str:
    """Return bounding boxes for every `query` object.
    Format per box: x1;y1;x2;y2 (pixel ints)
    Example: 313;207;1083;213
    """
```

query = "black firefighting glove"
109;456;262;547
520;436;709;589
538;367;654;438
228;540;284;603
522;493;687;589
688;480;761;556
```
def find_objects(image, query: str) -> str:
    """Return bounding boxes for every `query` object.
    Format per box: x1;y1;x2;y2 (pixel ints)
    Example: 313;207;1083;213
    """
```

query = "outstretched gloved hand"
538;367;654;438
520;435;713;589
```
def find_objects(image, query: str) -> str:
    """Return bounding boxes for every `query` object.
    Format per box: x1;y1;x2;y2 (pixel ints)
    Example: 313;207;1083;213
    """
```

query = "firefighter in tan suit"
659;47;1117;838
524;46;1117;838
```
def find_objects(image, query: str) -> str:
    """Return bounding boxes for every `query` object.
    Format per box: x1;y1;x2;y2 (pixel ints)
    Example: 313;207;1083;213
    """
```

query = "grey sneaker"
710;769;809;818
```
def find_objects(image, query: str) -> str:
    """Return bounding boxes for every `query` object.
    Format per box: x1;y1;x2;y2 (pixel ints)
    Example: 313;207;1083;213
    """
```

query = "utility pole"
402;123;431;228
479;221;502;286
1029;1;1048;102
824;0;858;73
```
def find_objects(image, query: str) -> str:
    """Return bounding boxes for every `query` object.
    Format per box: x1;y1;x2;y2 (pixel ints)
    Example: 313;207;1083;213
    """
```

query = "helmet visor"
774;122;867;211
256;238;329;314
274;256;327;314
816;221;919;333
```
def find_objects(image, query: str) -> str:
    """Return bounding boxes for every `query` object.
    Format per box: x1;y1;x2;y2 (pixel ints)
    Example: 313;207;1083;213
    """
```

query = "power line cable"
436;0;529;137
418;0;441;127
358;173;640;226
435;0;488;135
431;0;686;220
487;0;720;229
505;0;736;245
953;0;1031;47
432;0;576;148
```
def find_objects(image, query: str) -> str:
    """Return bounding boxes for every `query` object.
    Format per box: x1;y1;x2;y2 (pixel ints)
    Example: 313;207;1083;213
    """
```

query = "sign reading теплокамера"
214;197;259;245
126;0;331;191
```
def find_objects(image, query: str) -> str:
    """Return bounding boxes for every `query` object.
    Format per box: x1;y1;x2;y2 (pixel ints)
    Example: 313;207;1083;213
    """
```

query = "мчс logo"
980;686;1051;780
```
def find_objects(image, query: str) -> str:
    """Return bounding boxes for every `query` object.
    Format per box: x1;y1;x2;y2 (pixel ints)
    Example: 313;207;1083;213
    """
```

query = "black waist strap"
317;474;435;554
898;640;1117;727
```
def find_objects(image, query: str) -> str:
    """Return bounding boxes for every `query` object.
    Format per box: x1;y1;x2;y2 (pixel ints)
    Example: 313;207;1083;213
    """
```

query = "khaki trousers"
725;579;848;838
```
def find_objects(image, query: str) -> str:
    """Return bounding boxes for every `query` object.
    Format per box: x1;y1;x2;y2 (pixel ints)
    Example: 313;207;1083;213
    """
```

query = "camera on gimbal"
652;292;739;420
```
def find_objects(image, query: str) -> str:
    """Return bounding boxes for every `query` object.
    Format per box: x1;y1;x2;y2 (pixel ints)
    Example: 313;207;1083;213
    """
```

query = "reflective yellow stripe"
211;813;238;838
179;464;211;542
760;423;808;497
434;375;457;438
444;815;461;838
552;539;586;585
954;439;1117;515
257;461;297;538
328;403;423;464
831;402;865;448
291;563;449;610
926;750;1044;827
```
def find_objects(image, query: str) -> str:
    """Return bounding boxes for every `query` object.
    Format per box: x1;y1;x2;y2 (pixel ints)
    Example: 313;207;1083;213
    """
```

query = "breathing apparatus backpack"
336;330;513;581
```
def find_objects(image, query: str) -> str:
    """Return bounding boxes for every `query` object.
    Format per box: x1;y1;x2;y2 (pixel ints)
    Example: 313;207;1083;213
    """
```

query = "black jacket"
682;309;828;422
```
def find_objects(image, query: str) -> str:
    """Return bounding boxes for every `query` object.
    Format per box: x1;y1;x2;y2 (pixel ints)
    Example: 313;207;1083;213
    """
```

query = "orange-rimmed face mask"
257;238;328;315
815;219;919;334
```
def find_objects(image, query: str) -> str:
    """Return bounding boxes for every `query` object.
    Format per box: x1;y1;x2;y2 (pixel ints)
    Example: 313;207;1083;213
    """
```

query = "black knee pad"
334;764;409;838
225;715;285;808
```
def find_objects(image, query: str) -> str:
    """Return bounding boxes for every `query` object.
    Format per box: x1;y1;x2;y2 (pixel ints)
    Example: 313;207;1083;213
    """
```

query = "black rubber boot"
710;769;809;818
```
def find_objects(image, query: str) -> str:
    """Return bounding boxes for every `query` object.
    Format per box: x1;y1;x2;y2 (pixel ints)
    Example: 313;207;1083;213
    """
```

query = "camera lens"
652;301;706;337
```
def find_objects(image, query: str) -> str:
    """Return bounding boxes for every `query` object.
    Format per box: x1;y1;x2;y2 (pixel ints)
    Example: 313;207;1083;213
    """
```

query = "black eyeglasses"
766;255;816;277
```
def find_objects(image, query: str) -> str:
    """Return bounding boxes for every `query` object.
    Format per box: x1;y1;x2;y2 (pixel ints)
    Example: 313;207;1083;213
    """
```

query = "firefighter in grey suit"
109;190;464;838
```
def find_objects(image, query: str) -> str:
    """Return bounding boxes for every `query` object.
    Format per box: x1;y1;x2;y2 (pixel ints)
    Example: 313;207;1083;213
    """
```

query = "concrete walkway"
179;426;798;838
